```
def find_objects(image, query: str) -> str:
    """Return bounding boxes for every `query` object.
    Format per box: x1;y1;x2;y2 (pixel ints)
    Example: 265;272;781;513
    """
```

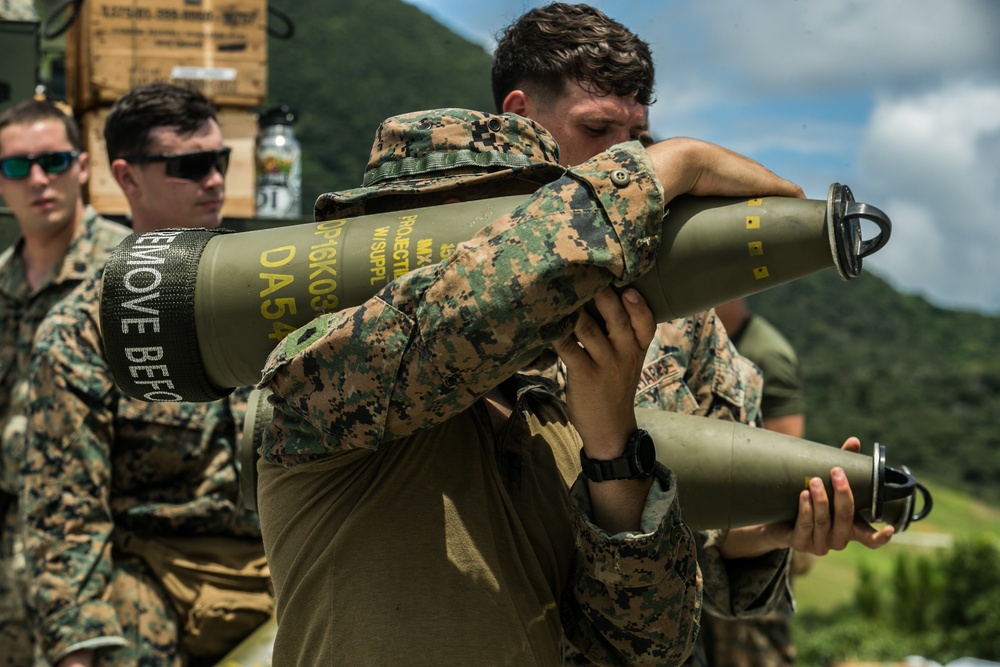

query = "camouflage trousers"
3;502;227;667
93;555;188;667
4;550;189;667
1;496;34;667
87;554;250;667
699;602;795;667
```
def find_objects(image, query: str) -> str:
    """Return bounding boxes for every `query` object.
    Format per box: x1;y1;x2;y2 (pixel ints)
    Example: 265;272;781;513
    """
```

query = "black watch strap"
580;428;656;482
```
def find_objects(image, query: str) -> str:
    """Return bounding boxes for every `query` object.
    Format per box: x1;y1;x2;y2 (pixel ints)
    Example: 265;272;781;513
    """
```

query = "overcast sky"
402;0;1000;315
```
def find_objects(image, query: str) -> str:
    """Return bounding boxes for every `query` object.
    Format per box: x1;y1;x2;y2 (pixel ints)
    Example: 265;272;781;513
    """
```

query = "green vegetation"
265;0;496;213
749;270;1000;505
793;535;1000;663
792;484;1000;662
795;483;1000;613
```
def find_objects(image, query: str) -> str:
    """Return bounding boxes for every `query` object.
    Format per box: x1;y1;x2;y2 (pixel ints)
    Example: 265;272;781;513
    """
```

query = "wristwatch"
580;429;656;482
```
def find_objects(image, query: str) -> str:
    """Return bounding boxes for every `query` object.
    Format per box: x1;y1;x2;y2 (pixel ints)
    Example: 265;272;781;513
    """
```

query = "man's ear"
110;159;140;199
502;90;530;116
76;151;90;186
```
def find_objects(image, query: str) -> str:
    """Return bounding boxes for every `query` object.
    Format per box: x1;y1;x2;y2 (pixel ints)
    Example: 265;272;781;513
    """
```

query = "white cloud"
401;0;1000;312
687;0;1000;92
859;82;1000;312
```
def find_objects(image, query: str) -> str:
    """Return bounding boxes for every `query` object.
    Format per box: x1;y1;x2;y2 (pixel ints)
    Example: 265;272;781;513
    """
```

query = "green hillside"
795;482;1000;613
748;270;1000;505
264;0;496;212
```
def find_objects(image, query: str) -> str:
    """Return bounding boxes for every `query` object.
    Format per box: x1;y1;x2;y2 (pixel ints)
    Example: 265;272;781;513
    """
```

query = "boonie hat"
314;108;566;220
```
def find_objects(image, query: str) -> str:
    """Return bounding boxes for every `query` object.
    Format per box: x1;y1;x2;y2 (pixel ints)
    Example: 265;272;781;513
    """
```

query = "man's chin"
187;207;225;229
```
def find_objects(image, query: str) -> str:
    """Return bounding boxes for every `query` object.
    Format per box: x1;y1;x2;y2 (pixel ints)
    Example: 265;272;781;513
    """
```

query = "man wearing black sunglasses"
106;84;229;233
20;84;270;667
0;98;130;666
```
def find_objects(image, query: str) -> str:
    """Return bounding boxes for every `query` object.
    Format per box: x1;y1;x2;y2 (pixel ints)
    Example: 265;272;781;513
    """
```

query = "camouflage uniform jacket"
635;316;790;623
532;313;789;614
1;207;130;496
21;271;260;663
0;208;128;656
258;144;702;665
530;314;791;667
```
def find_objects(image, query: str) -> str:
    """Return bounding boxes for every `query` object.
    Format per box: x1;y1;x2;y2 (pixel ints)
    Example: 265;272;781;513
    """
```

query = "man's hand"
554;287;657;534
554;287;655;457
646;137;805;203
785;437;895;554
720;437;895;559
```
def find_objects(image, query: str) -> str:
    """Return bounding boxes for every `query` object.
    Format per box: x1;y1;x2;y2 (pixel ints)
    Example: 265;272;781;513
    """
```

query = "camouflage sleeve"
695;528;791;620
561;464;701;666
260;144;666;467
730;352;764;426
20;289;127;661
680;310;761;424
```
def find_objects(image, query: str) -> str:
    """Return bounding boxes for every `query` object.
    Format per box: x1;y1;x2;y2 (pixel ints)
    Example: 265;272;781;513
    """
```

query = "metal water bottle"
255;105;302;219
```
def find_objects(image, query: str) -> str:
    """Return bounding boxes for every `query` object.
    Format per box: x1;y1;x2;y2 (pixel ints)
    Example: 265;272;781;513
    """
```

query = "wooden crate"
83;106;257;219
67;0;267;110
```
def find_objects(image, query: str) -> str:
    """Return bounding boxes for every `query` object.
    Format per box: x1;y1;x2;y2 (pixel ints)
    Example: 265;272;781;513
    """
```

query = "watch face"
634;430;656;475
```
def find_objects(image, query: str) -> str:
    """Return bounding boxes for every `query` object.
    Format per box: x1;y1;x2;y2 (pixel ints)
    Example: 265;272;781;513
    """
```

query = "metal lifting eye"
830;183;893;279
845;201;892;258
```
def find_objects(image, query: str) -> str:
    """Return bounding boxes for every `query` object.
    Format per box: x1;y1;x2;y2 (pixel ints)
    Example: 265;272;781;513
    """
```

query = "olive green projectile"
634;409;929;532
236;390;930;532
99;183;890;402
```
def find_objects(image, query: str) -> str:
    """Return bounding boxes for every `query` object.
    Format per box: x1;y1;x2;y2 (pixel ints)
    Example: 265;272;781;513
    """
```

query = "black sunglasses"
124;147;231;182
0;150;80;180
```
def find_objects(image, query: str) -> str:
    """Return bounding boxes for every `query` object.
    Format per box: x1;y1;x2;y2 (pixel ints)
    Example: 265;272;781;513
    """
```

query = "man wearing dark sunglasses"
20;83;270;667
0;98;130;666
106;84;228;233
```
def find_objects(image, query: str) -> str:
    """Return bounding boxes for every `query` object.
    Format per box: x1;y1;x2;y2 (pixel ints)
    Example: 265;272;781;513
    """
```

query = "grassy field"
794;481;1000;613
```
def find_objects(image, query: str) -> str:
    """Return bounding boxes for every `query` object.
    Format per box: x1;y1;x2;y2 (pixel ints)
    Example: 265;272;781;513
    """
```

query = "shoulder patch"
282;315;332;357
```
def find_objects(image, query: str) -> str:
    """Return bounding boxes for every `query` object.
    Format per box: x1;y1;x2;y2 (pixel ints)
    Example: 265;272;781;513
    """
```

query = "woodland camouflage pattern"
636;319;791;667
263;128;663;460
636;322;788;548
527;312;764;424
21;273;260;665
531;314;792;667
0;209;129;666
259;109;704;662
314;108;565;219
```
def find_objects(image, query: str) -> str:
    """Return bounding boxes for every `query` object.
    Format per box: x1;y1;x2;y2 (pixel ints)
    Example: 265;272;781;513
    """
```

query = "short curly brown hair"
491;3;655;111
104;82;218;162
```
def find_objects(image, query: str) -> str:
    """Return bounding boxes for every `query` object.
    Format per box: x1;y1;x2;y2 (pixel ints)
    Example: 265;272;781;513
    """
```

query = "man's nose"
203;165;226;188
28;163;51;186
